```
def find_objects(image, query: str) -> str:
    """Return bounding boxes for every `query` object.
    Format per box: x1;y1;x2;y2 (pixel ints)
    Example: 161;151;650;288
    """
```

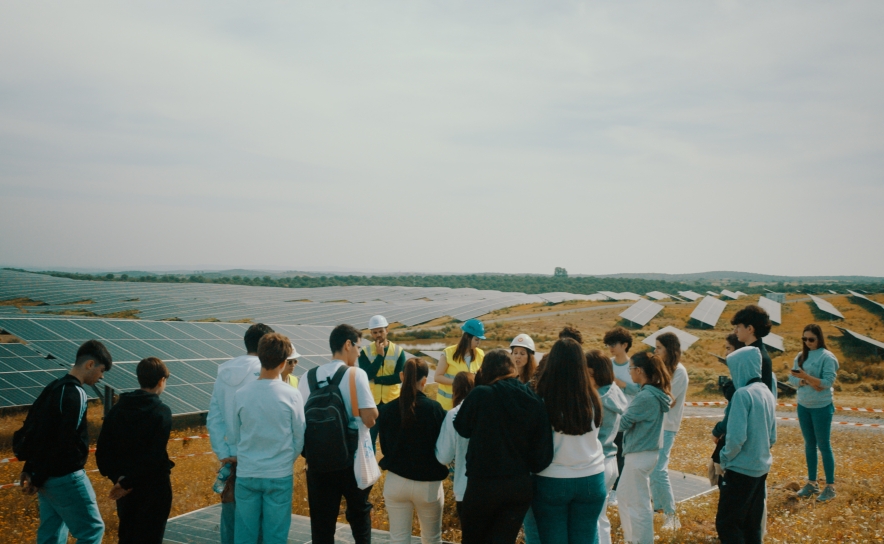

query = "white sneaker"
662;513;681;531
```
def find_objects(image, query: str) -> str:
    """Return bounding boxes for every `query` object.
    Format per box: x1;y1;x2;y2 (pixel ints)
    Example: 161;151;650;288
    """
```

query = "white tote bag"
350;370;380;490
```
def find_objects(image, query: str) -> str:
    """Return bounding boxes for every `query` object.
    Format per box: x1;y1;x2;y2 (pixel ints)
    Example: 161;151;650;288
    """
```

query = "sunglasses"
802;337;818;343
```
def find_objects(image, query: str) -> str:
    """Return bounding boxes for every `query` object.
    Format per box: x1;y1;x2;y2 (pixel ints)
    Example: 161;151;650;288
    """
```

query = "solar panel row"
690;297;728;328
809;295;845;319
0;318;334;415
757;296;782;324
618;299;664;327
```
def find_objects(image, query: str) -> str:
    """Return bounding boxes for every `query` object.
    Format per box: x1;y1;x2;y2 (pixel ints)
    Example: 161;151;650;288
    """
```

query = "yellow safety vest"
436;345;484;410
362;342;404;405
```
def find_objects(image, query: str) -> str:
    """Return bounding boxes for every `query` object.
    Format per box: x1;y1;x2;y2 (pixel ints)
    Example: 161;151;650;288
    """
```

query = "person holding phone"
789;324;839;502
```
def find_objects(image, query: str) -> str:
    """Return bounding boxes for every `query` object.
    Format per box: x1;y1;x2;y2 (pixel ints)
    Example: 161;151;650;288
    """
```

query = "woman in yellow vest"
281;343;301;388
435;319;486;410
359;315;407;450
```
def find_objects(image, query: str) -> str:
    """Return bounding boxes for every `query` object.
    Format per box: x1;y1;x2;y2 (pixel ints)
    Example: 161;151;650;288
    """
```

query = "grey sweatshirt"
597;384;628;458
720;346;777;478
618;384;671;455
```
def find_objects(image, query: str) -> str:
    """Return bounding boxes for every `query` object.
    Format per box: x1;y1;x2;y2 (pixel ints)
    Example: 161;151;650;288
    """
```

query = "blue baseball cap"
461;319;486;340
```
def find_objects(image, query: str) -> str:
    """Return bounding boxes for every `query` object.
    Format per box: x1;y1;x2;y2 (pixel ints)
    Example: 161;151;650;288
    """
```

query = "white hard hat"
368;315;389;329
510;334;536;352
287;344;301;360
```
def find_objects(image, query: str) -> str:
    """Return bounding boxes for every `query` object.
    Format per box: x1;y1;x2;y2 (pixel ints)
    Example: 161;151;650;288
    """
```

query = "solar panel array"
809;295;844;319
678;291;703;301
758;296;782;324
598;292;643;301
836;327;884;351
645;291;670;301
643;326;700;351
0;270;606;328
848;290;884;313
706;291;720;297
720;290;741;300
0;342;84;407
763;332;785;352
619;299;664;327
689;297;728;328
0;318;334;415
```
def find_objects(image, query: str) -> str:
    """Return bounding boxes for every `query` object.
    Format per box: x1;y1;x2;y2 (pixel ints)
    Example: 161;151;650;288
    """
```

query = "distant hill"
580;271;884;284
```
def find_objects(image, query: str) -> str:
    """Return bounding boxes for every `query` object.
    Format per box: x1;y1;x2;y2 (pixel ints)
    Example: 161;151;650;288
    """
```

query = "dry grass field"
0;292;882;542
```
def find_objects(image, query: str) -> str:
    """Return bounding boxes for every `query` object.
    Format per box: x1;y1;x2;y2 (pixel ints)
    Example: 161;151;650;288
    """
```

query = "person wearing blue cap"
435;319;485;410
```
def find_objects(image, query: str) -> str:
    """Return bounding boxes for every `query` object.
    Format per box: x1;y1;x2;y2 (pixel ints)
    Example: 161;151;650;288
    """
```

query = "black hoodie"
96;390;174;490
454;377;553;479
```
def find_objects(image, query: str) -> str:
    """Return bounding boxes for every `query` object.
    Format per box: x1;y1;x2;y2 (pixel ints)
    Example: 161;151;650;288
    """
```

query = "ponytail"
400;358;429;427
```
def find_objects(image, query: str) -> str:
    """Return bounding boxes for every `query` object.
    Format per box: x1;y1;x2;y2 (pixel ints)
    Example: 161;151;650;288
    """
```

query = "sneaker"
662;513;681;531
817;485;836;502
796;482;819;498
607;490;617;506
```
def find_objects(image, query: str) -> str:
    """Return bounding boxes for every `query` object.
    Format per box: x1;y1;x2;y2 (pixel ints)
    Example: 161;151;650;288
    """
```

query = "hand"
792;368;809;380
109;481;132;501
712;435;719;444
218;457;237;466
614;378;627;388
19;472;37;496
375;339;386;354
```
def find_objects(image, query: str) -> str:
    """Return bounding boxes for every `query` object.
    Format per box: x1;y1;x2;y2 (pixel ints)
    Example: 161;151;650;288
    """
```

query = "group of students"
13;301;841;544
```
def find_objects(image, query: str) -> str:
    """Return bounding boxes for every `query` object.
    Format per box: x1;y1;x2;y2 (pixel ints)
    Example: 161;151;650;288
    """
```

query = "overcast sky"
2;1;882;276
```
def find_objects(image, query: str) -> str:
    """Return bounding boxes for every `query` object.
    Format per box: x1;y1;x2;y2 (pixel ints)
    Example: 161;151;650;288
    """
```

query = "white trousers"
617;450;658;544
383;472;444;544
598;456;619;544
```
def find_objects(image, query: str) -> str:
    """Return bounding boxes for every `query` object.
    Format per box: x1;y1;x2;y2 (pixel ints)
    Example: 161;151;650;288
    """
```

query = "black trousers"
460;475;532;544
716;470;767;544
116;475;173;544
306;466;373;544
612;432;625;490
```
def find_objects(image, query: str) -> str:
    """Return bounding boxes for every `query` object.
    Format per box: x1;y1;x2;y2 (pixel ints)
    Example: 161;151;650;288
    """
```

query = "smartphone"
790;368;800;374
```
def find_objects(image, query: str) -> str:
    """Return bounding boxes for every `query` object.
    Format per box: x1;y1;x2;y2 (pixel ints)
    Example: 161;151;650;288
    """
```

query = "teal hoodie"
597;384;628;458
788;348;839;409
618;384;671;455
720;346;777;477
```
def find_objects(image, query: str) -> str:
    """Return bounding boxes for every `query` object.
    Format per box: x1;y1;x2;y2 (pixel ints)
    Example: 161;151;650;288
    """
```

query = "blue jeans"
650;430;677;514
529;472;607;544
234;475;294;544
37;470;104;544
798;403;835;484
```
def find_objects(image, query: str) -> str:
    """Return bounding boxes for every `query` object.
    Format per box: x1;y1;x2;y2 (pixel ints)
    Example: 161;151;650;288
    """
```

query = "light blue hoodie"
720;346;777;478
597;384;628;458
619;384;671;455
788;349;839;409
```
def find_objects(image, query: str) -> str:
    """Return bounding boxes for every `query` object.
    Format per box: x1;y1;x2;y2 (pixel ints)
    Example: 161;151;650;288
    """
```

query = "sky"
1;1;883;277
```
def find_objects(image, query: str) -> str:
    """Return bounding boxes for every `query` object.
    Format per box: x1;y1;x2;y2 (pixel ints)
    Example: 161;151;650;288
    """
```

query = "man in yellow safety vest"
358;314;407;450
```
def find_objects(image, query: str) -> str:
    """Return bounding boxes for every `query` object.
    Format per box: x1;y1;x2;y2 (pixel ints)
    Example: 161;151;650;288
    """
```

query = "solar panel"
836;327;884;351
619;299;664;327
706;291;720;297
0;317;333;415
828;290;838;295
808;295;844;319
689;297;727;328
678;291;703;301
848;290;884;313
720;290;740;300
734;291;747;297
645;291;670;301
642;326;700;351
0;343;94;408
757;296;782;325
763;332;785;352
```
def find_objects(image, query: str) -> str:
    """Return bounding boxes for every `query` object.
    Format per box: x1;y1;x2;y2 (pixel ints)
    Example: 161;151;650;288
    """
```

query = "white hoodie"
207;355;261;459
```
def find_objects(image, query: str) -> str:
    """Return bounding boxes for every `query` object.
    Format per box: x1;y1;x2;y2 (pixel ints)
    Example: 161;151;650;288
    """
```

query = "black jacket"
751;339;776;396
22;375;91;487
378;392;449;481
96;390;174;490
454;377;553;480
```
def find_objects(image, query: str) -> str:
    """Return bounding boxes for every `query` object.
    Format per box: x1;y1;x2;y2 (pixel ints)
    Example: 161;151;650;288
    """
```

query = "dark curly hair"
731;305;772;339
603;326;633;352
558;326;583;345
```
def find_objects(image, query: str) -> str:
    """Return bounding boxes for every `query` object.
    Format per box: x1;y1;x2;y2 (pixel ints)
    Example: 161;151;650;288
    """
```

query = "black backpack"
303;366;358;473
13;379;66;462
